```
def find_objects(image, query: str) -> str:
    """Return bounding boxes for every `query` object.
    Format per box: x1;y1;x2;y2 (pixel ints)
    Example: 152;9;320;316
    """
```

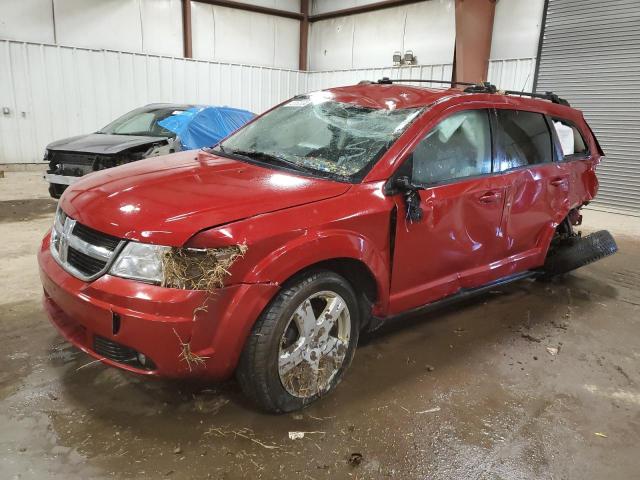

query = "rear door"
388;109;508;314
492;109;568;273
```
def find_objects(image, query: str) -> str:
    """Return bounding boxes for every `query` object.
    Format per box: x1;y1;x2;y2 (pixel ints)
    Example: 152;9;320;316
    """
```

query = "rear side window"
411;109;492;185
495;110;553;171
552;119;589;158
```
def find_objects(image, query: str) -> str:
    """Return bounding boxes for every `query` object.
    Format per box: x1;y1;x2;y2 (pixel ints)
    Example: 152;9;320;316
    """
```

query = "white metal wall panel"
536;0;640;214
0;0;299;64
190;2;300;69
212;6;277;66
308;0;455;70
0;0;55;44
490;0;545;60
351;8;406;68
54;0;144;53
307;16;355;70
191;1;217;61
311;0;380;15
139;0;183;57
402;1;456;66
488;58;537;91
306;64;454;91
0;40;306;164
274;17;301;69
240;0;300;12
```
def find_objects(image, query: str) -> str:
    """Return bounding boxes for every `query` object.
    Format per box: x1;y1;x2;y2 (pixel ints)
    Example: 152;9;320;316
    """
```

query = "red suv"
38;80;617;412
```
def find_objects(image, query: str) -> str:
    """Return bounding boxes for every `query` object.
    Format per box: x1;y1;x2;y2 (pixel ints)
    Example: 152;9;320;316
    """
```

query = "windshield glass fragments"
216;95;423;181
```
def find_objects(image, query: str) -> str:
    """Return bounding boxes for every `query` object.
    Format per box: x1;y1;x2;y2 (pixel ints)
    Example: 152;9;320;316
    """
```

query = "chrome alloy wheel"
278;291;351;398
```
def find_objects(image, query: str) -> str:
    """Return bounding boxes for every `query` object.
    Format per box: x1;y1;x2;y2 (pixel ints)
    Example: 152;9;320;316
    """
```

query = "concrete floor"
1;171;639;479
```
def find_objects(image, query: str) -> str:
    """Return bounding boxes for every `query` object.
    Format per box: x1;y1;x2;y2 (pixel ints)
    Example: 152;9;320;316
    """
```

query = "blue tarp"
158;106;255;150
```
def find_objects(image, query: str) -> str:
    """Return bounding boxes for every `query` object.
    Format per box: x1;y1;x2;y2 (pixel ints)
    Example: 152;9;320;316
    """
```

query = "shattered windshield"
215;94;422;181
98;106;188;138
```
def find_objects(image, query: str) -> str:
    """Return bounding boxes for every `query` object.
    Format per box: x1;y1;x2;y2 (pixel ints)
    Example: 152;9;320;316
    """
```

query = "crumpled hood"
60;150;351;246
47;133;167;155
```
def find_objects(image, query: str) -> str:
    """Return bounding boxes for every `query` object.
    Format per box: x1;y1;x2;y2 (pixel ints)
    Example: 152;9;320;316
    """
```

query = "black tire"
543;230;618;277
236;270;360;413
48;183;65;199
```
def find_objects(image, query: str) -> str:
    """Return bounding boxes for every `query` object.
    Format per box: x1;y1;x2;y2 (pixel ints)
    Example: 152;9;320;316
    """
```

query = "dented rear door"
492;108;569;273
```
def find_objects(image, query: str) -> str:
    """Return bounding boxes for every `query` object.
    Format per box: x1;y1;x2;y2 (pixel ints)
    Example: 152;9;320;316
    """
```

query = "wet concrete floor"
1;172;639;479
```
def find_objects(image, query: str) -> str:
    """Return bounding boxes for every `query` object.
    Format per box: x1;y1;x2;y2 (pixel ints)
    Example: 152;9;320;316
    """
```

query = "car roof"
143;103;199;110
320;83;461;110
321;83;577;115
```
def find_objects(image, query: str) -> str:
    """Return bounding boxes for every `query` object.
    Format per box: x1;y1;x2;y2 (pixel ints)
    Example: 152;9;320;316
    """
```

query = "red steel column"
454;0;496;83
299;0;309;70
182;0;193;58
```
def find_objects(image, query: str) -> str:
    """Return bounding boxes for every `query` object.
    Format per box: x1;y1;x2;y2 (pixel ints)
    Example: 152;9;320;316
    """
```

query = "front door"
388;109;507;315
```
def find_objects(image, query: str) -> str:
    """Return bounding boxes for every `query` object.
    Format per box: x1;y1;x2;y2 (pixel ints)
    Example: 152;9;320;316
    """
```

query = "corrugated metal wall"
306;64;454;90
307;61;533;94
0;40;305;164
536;0;640;215
488;58;537;92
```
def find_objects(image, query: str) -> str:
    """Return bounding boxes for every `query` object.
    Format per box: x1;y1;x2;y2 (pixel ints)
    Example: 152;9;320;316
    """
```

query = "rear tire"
236;270;360;413
543;230;618;277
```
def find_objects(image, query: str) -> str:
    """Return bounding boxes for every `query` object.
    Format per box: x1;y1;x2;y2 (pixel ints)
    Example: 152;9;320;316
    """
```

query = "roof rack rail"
501;89;571;107
377;77;481;88
376;77;570;106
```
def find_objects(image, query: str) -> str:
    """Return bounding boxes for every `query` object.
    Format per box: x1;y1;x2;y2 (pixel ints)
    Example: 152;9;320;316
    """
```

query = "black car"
44;103;254;198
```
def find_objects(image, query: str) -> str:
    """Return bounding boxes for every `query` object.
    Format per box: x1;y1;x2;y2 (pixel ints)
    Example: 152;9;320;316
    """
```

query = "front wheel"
236;270;360;413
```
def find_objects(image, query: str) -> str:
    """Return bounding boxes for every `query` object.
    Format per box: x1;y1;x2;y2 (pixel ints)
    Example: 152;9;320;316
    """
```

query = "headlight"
50;208;67;253
109;243;247;288
109;242;169;284
43;149;49;161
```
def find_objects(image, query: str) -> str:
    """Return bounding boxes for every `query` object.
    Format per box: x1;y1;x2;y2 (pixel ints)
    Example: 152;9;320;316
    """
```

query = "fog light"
137;353;147;366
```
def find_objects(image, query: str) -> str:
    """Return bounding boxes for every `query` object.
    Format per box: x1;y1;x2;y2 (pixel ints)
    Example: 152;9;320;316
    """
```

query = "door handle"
550;177;567;186
478;191;501;203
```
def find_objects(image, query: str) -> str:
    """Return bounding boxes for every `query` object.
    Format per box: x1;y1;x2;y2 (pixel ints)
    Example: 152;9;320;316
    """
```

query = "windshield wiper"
228;149;318;175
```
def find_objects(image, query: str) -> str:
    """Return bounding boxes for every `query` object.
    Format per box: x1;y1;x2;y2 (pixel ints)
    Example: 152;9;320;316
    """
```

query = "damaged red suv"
38;79;617;412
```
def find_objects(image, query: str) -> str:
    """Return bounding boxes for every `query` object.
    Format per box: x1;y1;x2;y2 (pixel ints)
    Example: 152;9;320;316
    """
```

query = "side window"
411;109;492;185
552;119;589;158
496;110;553;171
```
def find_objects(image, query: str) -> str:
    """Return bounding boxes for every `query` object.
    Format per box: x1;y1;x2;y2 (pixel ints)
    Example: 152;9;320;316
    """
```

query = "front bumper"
38;233;278;379
43;173;80;186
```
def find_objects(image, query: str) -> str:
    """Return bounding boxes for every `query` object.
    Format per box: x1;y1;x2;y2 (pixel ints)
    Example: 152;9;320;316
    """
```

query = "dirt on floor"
0;172;639;479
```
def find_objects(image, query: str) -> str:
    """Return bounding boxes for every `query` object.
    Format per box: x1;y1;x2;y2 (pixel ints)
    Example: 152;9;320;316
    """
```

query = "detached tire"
543;230;618;277
237;270;360;413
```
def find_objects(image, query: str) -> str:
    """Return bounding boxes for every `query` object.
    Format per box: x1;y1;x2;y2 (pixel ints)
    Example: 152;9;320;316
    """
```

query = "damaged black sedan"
44;103;254;198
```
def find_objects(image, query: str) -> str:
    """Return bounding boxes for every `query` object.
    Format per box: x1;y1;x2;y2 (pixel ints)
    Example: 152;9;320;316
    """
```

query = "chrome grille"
50;209;124;281
72;222;121;250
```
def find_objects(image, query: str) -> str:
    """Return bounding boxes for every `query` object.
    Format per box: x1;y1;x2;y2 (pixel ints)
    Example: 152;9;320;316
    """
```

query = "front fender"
186;183;394;315
246;229;390;312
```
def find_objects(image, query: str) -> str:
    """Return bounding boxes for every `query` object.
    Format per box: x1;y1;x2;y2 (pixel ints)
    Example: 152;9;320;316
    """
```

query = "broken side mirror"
394;175;422;192
393;176;424;223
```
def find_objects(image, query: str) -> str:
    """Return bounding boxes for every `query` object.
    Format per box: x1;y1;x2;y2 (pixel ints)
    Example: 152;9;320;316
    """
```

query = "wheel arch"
280;257;379;330
244;230;390;315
